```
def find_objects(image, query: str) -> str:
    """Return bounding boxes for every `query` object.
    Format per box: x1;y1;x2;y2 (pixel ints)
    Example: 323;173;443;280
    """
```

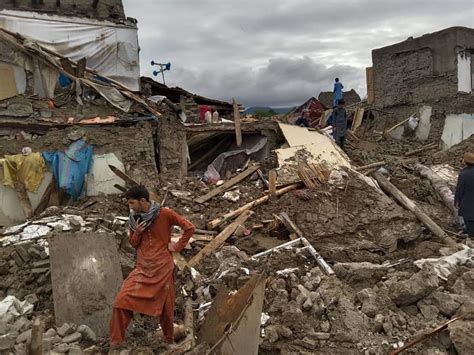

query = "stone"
302;297;313;311
300;337;317;350
57;323;74;337
44;328;57;338
357;288;379;318
373;314;384;333
276;325;293;338
68;345;84;354
11;317;30;333
422;290;461;317
62;332;82;343
321;320;331;332
15;247;31;263
333;262;387;283
313;332;330;340
452;270;474;298
16;329;32;343
382;322;393;336
265;325;279;343
28;247;44;260
0;261;9;275
77;324;97;342
83;345;100;354
10;251;24;267
449;320;474;355
419;304;439;320
0;333;17;350
32;259;50;268
269;289;289;312
389;265;439;306
53;343;71;353
31;267;49;274
25;293;39;305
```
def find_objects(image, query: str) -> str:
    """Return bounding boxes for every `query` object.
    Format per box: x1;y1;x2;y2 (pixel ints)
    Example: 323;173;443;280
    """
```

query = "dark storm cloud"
123;0;473;107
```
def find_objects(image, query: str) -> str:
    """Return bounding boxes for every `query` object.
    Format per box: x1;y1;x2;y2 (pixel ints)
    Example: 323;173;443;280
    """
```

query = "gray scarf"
128;201;161;232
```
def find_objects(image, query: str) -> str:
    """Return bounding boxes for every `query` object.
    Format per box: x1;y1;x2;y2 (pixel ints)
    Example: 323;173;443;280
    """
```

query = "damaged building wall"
0;0;125;19
0;121;159;184
157;117;188;178
372;27;474;108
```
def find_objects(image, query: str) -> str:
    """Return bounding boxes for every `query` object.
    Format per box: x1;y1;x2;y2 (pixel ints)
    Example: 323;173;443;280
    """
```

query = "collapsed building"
0;3;473;353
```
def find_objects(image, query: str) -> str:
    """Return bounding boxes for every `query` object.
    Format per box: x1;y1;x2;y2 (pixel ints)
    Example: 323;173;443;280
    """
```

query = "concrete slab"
441;113;474;150
49;232;123;337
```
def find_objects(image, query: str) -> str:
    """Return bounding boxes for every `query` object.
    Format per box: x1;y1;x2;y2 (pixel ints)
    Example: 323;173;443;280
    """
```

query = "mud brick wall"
156;117;187;178
372;27;474;108
0;0;125;19
0;121;159;183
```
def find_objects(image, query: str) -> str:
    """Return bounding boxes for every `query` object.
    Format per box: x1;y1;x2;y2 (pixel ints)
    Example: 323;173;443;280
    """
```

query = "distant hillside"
243;106;294;115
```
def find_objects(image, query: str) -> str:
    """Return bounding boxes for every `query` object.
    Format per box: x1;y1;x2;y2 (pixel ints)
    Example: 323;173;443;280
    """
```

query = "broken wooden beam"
256;169;269;188
207;183;301;230
389;314;466;355
279;212;304;238
268;170;277;198
405;142;438;156
194;228;217;236
233;98;242;147
372;172;456;246
355;161;386;171
195;165;260;204
188;210;253;267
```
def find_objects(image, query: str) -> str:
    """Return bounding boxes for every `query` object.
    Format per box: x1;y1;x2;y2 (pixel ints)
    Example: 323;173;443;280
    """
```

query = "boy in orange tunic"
109;185;195;348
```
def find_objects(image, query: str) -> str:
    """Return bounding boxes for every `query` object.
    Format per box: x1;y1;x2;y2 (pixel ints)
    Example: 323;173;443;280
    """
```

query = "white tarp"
441;113;474;150
0;10;140;91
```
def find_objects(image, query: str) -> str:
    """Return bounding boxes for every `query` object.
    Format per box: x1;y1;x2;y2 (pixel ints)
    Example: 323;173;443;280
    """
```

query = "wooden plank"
233;98;242;147
195;165;260;204
352;108;365;132
373;172;456;246
279;212;304;238
405;142;438;156
355;161;386;171
188;211;252;267
207;183;300;230
268;170;277;198
256;169;269;188
49;232;123;336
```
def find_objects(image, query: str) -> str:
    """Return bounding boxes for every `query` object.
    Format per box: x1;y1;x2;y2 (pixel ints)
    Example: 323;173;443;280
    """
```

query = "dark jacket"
455;165;474;220
332;106;347;140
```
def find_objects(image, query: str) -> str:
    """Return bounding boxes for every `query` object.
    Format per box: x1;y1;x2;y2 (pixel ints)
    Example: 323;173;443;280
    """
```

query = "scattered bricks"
36;272;50;286
16;329;32;343
32;259;50;268
56;323;74;338
10;251;24;267
300;337;317;350
77;324;97;342
61;332;82;343
15;246;31;263
31;268;49;274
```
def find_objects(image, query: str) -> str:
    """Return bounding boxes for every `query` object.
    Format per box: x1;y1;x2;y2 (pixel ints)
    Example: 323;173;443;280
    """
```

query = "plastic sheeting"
0;10;140;90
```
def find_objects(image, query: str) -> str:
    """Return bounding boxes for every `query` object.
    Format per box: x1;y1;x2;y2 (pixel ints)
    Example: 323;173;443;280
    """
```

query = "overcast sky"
123;0;473;107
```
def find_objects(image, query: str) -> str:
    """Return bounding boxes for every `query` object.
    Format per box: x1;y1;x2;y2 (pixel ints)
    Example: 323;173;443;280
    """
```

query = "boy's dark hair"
125;185;150;201
335;78;339;82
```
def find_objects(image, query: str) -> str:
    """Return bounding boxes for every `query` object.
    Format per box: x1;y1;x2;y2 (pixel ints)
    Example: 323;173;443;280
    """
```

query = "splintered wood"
297;162;330;189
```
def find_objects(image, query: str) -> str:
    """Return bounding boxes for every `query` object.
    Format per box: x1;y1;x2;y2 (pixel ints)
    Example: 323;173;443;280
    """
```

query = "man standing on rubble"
109;185;195;349
332;99;347;149
455;152;474;237
333;78;344;107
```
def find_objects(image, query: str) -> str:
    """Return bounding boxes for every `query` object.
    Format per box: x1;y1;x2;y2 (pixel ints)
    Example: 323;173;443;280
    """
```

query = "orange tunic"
113;207;195;316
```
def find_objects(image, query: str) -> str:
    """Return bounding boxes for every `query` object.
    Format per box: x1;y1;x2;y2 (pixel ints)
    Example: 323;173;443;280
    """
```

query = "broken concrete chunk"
452;270;474;298
52;342;71;353
333;262;387;282
264;325;279;343
56;323;74;337
389;265;439;306
313;332;330;340
422;290;462;317
61;331;82;343
300;336;317;350
77;324;97;342
68;345;84;355
373;314;384;333
44;328;57;338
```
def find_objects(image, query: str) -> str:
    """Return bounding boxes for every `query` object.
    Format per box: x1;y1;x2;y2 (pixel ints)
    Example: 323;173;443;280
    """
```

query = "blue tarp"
42;139;93;201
